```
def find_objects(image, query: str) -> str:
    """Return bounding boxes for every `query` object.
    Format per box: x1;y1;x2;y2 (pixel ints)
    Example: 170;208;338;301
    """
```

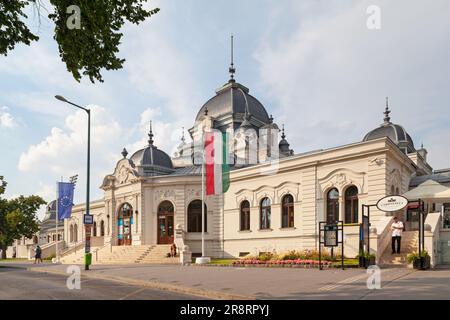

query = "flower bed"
232;259;333;268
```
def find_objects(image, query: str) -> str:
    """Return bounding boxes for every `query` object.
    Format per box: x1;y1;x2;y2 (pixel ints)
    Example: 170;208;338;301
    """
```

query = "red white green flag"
205;131;230;195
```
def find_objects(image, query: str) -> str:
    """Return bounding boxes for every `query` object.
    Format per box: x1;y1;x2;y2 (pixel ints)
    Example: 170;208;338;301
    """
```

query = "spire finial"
148;120;154;146
181;127;185;143
269;114;274;123
204;106;209;116
281;124;286;139
229;35;236;82
383;97;391;124
121;147;128;158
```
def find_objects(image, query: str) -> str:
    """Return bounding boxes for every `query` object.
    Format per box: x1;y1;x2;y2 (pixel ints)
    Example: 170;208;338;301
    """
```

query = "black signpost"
360;204;374;257
319;221;344;270
408;199;425;257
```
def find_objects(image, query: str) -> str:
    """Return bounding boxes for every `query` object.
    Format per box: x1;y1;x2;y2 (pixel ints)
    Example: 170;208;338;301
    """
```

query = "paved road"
0;265;202;300
1;262;450;300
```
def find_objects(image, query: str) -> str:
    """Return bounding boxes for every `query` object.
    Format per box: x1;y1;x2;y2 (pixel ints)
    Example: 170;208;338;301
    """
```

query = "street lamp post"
55;95;91;270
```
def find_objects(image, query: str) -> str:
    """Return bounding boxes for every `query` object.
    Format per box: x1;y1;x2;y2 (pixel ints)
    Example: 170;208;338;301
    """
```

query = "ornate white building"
59;66;449;265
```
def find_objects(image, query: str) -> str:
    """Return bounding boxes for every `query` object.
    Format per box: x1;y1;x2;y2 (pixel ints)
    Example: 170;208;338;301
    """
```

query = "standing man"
391;216;404;254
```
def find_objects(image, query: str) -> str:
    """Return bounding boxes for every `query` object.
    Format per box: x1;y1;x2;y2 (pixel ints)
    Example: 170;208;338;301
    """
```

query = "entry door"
158;213;174;244
123;217;132;245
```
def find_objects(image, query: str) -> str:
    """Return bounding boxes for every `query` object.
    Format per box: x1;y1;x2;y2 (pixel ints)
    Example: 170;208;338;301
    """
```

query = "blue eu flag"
58;182;75;221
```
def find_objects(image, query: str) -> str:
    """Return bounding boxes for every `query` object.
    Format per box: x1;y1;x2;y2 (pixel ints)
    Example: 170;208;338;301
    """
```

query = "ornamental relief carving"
390;169;402;189
235;181;300;206
186;188;201;198
275;182;300;202
185;189;203;206
236;193;253;207
318;168;366;198
255;189;275;205
154;189;176;202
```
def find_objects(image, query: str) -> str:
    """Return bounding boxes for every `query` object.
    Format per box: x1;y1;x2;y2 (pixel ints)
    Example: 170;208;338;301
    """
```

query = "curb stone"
26;266;254;300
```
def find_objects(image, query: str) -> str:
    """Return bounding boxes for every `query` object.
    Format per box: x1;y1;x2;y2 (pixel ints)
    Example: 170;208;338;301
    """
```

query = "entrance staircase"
378;231;418;267
60;244;179;265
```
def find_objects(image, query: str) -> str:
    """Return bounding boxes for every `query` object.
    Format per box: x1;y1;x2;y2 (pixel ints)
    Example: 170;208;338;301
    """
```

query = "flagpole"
196;129;210;264
201;148;205;258
55;180;59;263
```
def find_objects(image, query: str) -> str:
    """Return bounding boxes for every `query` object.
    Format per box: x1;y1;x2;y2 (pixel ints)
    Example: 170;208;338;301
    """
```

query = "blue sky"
1;0;450;219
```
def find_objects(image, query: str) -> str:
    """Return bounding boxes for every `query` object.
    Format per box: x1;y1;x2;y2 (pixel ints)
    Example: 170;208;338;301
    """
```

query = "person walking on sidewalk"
391;216;404;254
34;245;43;264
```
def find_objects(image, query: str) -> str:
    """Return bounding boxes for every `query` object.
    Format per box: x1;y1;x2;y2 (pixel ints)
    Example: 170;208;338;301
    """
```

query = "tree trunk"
1;245;7;259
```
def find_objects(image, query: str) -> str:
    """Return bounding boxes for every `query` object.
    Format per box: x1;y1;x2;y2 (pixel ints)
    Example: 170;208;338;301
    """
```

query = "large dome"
363;104;415;153
195;81;270;125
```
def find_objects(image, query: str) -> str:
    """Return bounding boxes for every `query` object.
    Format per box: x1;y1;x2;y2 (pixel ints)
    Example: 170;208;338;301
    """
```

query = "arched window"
119;203;133;218
281;194;295;228
391;185;395;195
395;187;400;195
69;225;74;243
240;201;251;231
260;197;271;230
47;235;50;243
100;220;105;236
345;186;359;224
93;221;97;237
327;188;339;224
53;234;56;241
74;224;78;243
118;203;133;246
187;200;207;233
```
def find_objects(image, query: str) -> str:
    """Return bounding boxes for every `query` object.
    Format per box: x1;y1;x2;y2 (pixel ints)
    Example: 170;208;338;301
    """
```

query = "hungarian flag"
205;131;230;195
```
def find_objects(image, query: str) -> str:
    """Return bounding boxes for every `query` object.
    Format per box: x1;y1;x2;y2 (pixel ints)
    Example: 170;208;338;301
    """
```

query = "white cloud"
255;0;450;168
18;105;124;203
0;107;17;128
122;11;203;119
35;182;56;220
126;107;186;158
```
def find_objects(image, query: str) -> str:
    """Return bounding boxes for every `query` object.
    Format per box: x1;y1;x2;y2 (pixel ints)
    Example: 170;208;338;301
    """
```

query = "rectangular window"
240;210;250;231
260;208;271;229
282;205;294;228
345;199;358;224
444;203;450;229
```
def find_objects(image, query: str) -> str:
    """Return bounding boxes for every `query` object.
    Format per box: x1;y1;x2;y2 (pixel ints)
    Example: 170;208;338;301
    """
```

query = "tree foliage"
0;1;159;83
0;176;46;259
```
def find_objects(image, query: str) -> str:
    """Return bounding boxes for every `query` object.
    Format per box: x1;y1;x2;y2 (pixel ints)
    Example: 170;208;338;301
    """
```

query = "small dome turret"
129;121;174;176
363;98;415;154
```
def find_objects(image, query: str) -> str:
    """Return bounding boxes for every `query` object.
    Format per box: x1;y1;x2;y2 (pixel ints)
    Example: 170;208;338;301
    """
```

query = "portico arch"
118;203;133;245
157;201;174;244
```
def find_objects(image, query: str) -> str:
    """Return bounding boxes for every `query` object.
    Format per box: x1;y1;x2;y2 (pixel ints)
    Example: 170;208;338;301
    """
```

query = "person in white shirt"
391;216;404;254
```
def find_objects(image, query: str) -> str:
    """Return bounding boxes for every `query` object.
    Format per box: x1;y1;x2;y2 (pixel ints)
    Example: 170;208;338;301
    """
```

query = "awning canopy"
403;179;450;201
434;188;450;200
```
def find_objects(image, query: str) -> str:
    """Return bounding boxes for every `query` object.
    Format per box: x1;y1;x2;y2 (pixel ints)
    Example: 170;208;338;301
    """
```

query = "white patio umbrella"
403;179;450;201
434;188;450;201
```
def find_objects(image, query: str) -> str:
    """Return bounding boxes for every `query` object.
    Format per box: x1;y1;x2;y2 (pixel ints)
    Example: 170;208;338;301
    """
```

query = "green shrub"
357;251;376;260
259;251;277;261
407;250;429;264
280;250;300;260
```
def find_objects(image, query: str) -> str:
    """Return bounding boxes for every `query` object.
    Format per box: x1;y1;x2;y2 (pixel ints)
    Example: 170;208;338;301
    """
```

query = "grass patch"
330;258;359;267
0;258;28;261
208;259;235;265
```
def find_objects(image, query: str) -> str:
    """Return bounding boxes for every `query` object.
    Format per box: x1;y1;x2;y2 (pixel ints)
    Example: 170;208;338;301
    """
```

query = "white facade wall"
63;137;417;259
